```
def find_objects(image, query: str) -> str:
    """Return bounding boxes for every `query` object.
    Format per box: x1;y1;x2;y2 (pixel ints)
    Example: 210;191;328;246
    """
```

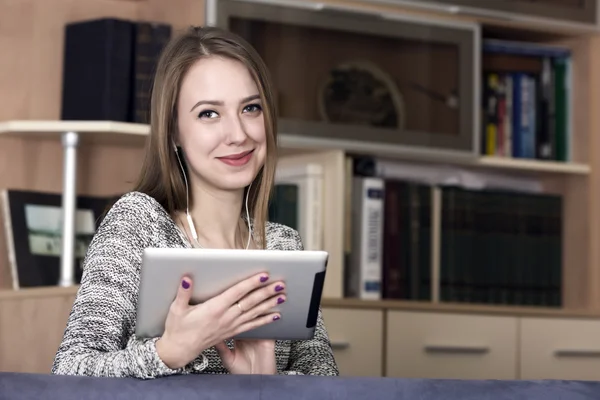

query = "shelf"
279;133;591;176
0;120;590;175
477;156;591;175
321;297;600;319
0;120;149;146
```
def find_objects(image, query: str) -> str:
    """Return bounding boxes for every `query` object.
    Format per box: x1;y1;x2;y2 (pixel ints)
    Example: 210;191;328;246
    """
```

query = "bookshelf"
204;0;600;313
2;0;600;381
0;1;597;309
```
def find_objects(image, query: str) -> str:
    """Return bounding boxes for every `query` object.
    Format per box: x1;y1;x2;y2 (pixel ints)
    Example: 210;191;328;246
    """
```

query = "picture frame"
1;189;116;289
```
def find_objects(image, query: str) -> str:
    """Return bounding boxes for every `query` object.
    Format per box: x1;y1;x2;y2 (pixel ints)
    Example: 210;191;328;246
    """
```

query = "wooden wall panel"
137;0;206;31
585;36;600;310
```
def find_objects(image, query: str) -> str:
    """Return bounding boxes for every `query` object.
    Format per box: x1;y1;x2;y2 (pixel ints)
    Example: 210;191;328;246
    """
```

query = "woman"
51;26;339;379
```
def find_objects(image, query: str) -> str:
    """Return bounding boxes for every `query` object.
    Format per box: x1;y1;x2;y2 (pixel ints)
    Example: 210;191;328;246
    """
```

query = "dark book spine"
382;180;404;299
61;18;133;121
130;22;172;123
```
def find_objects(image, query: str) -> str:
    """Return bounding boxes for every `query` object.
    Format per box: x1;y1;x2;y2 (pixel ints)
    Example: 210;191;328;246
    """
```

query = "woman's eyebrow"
189;94;260;112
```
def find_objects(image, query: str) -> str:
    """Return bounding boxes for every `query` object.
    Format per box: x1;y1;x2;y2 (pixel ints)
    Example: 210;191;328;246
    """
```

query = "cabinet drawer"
321;308;384;377
520;317;600;380
386;311;518;379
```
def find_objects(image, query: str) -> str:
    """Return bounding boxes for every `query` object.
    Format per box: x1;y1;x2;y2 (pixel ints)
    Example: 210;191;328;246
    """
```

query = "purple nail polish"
277;297;285;304
273;315;280;321
260;275;269;283
275;285;284;292
182;280;190;289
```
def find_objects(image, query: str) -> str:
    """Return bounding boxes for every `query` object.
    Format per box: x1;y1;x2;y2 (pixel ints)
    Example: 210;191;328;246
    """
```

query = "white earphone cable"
174;143;252;249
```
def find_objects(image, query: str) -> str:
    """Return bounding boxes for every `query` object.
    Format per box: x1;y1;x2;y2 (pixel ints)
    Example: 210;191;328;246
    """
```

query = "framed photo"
1;189;116;289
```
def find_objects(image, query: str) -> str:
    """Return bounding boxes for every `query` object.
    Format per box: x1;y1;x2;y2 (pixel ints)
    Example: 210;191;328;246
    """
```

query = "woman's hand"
214;338;277;375
155;273;285;370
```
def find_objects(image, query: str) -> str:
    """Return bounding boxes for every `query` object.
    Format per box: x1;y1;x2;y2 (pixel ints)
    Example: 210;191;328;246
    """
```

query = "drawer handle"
554;349;600;358
254;0;325;11
424;344;490;354
330;341;350;350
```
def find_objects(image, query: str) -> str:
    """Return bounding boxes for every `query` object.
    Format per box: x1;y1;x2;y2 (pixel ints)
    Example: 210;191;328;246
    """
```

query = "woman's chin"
212;174;257;192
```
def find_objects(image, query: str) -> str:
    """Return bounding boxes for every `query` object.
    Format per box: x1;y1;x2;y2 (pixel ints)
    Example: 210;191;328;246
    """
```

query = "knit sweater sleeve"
280;229;340;376
51;194;186;379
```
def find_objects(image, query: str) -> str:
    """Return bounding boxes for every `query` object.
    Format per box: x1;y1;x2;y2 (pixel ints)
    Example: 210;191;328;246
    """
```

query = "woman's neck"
184;184;249;249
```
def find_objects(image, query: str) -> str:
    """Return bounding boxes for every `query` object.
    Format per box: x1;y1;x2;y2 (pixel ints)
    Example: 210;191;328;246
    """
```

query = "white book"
1;189;19;290
274;163;323;251
347;176;384;300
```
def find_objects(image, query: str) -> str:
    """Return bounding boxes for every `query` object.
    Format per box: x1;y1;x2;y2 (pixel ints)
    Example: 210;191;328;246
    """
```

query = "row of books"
481;39;570;162
342;156;562;307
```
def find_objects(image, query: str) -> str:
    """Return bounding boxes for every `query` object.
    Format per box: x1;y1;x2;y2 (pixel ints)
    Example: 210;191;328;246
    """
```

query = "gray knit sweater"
51;191;339;378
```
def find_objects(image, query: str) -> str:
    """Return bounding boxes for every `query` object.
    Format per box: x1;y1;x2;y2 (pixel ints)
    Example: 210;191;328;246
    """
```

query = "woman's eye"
198;110;218;119
243;104;262;113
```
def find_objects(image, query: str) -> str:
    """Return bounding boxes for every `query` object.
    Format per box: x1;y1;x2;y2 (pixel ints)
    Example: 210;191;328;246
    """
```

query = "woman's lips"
217;149;254;167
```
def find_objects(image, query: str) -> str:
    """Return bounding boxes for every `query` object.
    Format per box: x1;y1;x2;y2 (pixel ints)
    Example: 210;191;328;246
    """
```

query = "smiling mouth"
217;149;255;167
217;149;254;160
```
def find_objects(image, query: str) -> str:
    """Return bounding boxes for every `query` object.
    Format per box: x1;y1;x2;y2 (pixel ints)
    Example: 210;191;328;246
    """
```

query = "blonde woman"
51;26;339;379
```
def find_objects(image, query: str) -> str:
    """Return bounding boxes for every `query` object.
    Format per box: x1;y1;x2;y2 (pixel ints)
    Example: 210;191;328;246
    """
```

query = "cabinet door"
321;308;384;377
396;0;597;25
520;317;600;380
215;0;480;157
0;293;75;373
386;310;518;379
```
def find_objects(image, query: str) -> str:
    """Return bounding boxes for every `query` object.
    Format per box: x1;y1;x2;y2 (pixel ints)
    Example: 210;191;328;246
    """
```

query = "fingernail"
275;285;284;292
277;297;285;304
260;275;269;283
182;280;190;289
273;315;280;321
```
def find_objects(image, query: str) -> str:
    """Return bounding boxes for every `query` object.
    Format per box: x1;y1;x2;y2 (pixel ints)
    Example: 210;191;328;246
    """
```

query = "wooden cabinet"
0;288;75;373
388;0;598;26
385;310;518;379
323;299;600;380
3;287;600;382
322;308;384;376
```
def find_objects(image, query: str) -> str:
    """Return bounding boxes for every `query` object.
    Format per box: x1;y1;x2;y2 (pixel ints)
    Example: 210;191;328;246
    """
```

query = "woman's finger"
172;276;193;311
214;272;270;310
231;312;281;338
223;281;285;323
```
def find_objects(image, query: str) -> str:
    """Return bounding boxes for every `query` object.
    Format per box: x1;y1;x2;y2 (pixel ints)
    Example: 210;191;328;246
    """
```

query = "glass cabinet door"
215;0;480;156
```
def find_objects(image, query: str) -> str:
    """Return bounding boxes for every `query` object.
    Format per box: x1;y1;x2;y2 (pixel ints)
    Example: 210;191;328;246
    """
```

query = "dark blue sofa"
1;372;600;399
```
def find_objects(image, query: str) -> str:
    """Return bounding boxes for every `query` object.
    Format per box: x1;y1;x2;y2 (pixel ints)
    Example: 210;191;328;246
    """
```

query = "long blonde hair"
133;26;278;249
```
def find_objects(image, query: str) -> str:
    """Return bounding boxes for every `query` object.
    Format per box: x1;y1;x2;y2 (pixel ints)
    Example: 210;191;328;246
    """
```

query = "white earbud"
173;141;252;249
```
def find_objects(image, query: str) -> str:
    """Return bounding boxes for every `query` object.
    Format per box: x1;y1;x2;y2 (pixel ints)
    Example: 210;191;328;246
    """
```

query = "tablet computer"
135;247;328;341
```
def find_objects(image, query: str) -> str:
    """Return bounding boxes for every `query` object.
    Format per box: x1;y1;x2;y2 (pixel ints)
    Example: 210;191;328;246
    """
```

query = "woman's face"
176;55;267;194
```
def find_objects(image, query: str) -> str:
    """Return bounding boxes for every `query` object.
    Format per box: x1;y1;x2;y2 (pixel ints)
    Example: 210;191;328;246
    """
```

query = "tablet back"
135;248;328;341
